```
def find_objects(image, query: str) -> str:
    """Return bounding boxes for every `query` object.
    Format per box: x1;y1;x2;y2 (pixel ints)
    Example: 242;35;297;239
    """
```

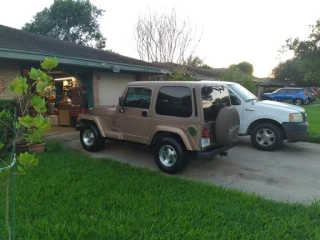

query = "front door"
119;87;153;143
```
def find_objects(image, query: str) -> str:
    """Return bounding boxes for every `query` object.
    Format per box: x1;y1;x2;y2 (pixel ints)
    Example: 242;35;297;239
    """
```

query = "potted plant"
8;57;58;152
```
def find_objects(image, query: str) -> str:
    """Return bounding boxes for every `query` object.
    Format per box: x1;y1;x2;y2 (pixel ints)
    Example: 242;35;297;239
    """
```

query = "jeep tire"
215;107;240;146
250;123;283;151
154;137;188;174
80;124;105;152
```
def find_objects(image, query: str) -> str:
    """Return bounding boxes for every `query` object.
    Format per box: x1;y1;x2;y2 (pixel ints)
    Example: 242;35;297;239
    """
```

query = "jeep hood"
255;100;305;112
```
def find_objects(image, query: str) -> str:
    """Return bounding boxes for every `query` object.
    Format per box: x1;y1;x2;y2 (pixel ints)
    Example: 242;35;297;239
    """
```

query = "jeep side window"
124;87;152;109
155;86;192;117
202;86;230;122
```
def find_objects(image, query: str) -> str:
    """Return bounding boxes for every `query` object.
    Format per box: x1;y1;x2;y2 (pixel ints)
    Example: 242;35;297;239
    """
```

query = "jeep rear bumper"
196;145;230;160
282;122;308;142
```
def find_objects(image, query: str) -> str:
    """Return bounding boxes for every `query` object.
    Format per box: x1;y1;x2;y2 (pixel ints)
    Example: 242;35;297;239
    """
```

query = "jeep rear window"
202;86;230;122
156;86;192;117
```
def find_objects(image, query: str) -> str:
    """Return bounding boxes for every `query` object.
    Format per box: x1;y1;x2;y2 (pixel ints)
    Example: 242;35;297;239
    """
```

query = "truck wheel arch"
247;119;286;139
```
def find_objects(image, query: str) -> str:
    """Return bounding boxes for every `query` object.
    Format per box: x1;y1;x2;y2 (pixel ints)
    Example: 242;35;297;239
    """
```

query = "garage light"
112;65;120;73
55;77;74;81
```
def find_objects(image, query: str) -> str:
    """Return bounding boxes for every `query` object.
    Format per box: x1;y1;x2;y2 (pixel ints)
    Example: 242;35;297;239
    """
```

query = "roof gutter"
0;48;171;74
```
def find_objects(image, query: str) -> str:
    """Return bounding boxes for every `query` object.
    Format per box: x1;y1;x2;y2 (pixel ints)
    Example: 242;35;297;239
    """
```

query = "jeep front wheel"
154;137;188;174
80;124;105;152
250;123;283;151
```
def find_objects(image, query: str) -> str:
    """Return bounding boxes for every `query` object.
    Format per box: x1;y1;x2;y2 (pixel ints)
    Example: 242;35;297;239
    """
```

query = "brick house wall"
0;60;21;99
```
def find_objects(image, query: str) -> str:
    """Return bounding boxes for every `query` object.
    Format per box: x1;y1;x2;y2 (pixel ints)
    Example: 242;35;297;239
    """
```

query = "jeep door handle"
142;110;148;117
245;108;254;111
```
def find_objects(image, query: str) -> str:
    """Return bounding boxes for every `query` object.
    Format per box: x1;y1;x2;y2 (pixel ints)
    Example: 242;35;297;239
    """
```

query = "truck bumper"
196;145;230;160
282;122;308;142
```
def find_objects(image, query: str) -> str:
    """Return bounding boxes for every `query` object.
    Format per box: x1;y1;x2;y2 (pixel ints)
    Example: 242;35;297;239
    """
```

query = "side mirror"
119;97;124;113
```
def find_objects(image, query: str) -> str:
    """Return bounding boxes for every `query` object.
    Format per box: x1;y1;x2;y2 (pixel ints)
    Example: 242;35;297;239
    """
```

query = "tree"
220;64;256;93
134;9;201;64
167;66;197;81
272;19;320;86
184;55;212;69
271;59;305;85
236;62;253;75
22;0;106;49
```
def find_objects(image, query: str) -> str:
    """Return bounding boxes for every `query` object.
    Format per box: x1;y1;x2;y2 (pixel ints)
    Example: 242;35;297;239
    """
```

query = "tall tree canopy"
236;62;254;75
220;63;255;93
22;0;106;49
184;55;212;69
272;19;320;86
134;9;201;64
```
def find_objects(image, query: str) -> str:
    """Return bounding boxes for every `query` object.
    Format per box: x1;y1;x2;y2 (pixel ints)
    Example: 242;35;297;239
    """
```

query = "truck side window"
229;91;241;105
124;87;152;109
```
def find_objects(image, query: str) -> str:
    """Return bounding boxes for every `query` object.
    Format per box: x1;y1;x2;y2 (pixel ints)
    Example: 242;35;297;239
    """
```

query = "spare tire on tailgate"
215;106;240;146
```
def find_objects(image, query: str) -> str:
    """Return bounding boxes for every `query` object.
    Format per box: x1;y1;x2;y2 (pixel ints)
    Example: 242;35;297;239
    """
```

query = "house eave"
0;48;170;74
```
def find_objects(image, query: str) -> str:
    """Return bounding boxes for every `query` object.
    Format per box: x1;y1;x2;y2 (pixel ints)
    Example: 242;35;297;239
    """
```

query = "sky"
0;0;319;78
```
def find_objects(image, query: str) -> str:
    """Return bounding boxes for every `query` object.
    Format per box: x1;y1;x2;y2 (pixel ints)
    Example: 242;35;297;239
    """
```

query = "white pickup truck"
203;81;308;151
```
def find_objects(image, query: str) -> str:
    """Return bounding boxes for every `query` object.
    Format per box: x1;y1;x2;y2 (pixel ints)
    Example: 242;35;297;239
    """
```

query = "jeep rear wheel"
250;123;283;151
154;137;188;174
80;124;105;152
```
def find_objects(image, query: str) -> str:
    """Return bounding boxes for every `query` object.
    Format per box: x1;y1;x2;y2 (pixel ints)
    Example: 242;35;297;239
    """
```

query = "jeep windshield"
227;83;257;102
201;85;230;122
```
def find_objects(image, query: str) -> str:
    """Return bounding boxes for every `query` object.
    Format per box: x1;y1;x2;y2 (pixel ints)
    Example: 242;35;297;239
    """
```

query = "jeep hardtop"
76;81;240;173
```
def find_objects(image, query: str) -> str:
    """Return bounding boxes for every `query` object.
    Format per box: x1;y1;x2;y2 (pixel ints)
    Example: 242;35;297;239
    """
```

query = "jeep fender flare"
79;115;107;137
152;126;192;150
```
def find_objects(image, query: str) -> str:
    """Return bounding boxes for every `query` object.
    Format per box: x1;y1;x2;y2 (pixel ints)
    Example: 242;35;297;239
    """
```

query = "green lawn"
1;143;320;239
304;103;320;143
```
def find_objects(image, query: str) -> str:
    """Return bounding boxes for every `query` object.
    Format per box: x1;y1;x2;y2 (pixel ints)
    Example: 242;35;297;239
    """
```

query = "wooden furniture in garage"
58;110;71;126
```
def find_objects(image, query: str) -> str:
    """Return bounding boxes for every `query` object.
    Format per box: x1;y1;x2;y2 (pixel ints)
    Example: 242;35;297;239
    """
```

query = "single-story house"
0;24;168;125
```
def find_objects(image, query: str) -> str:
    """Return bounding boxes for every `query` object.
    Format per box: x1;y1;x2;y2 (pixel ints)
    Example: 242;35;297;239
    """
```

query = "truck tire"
250;123;283;151
215;107;240;146
80;124;105;152
154;137;188;174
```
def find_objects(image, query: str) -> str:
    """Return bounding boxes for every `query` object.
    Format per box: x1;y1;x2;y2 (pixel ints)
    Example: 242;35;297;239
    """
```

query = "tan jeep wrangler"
76;81;240;173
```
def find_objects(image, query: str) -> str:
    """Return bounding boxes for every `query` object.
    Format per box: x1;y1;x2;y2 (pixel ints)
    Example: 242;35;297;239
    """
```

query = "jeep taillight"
203;129;210;138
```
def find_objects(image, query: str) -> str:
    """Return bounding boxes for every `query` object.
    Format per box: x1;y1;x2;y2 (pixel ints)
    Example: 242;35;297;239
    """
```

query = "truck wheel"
80;124;105;152
154;137;188;174
250;123;283;151
293;98;303;106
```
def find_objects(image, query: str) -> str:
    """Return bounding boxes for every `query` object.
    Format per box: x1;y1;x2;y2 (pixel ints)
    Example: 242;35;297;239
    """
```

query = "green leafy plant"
8;57;58;148
0;57;58;240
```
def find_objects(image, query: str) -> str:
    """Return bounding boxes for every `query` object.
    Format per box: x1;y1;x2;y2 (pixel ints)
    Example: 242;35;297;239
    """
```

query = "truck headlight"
289;113;303;122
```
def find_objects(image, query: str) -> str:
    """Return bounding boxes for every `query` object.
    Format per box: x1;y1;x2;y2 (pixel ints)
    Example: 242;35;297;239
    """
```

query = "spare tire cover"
215;106;240;146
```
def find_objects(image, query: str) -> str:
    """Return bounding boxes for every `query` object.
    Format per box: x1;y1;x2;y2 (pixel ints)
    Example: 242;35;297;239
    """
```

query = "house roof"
0;24;168;74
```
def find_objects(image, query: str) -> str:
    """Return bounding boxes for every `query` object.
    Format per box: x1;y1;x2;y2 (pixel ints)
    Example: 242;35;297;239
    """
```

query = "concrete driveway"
61;134;320;204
